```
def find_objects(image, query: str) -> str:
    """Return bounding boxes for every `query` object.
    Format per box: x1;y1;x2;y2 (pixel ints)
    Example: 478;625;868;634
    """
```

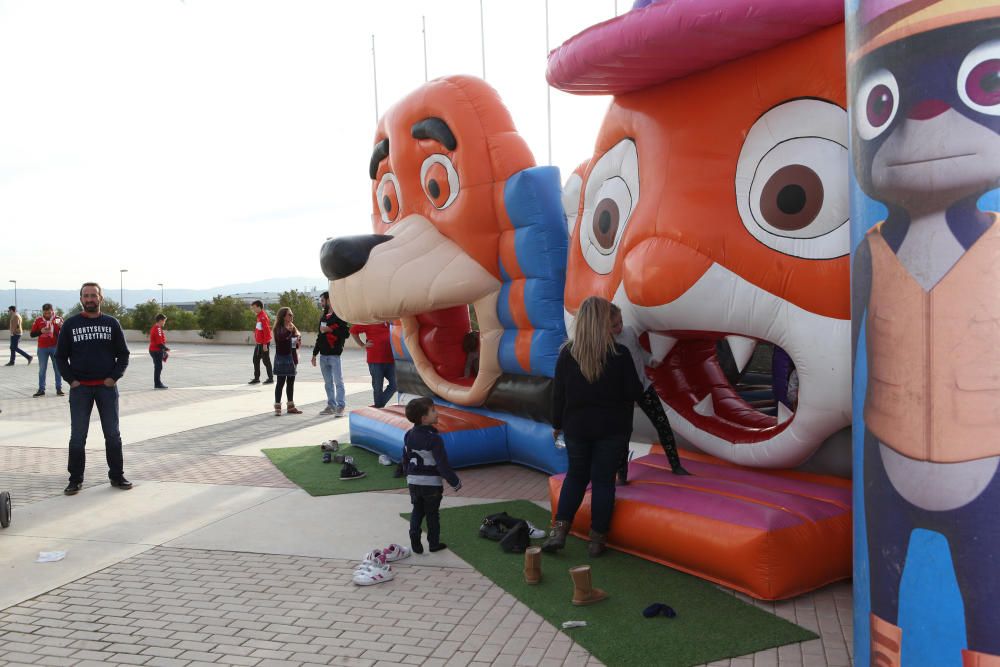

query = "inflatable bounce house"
320;75;570;475
848;1;1000;665
545;0;854;601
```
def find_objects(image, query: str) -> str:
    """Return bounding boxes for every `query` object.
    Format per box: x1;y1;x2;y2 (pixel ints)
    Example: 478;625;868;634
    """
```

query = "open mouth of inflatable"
644;331;794;444
407;305;481;387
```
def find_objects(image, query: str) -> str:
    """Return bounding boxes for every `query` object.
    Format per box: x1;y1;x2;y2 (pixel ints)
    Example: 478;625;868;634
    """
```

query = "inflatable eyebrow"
848;1;1000;665
548;0;853;600
321;75;569;474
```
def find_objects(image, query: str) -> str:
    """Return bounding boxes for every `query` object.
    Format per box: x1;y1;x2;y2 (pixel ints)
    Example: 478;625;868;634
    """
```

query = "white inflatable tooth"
693;394;715;417
725;335;757;373
648;333;678;364
777;402;794;424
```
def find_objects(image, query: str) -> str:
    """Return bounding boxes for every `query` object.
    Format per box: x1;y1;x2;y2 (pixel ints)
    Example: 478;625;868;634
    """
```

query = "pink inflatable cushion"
546;0;844;95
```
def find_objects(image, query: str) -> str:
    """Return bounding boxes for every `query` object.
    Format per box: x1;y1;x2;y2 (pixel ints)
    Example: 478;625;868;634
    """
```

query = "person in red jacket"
350;322;396;408
249;300;274;385
148;313;169;390
30;303;63;397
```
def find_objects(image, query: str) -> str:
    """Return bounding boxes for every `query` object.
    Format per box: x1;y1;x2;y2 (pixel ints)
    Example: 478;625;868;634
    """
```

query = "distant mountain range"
0;277;327;312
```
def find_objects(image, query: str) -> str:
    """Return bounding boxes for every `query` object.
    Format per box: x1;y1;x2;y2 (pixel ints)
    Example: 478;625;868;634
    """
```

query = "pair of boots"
871;614;1000;667
274;402;302;416
541;521;607;557
615;440;690;486
523;548;608;605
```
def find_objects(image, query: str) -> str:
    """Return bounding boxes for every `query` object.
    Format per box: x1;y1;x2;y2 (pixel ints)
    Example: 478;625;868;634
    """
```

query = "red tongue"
647;339;781;443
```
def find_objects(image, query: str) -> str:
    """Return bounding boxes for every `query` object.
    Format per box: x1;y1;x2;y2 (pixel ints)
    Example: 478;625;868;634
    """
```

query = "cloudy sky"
0;0;616;292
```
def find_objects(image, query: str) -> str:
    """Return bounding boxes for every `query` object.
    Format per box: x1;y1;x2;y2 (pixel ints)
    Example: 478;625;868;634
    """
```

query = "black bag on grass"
479;511;531;553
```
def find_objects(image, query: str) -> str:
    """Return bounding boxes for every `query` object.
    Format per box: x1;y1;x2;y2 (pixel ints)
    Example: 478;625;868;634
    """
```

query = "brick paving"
0;343;853;666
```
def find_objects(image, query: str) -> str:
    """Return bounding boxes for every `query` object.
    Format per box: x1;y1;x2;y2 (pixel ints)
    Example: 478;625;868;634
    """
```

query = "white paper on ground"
561;621;587;629
36;551;66;563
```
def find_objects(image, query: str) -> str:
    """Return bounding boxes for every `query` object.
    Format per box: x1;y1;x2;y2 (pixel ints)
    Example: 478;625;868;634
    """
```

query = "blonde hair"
569;296;617;383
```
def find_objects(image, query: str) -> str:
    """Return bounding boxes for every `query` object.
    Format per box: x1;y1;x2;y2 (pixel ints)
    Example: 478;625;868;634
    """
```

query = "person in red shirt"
148;313;169;390
350;322;396;408
30;303;63;397
249;300;274;385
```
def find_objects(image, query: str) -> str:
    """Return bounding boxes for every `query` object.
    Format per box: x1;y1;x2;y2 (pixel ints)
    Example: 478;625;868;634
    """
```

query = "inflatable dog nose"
320;234;393;280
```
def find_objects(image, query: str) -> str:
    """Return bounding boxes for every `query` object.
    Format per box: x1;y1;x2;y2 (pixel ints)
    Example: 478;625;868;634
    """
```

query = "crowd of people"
7;286;682;565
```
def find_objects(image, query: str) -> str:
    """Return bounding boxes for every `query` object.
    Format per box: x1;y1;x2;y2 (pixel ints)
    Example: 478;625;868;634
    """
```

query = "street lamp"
119;269;128;308
157;283;164;307
7;280;15;310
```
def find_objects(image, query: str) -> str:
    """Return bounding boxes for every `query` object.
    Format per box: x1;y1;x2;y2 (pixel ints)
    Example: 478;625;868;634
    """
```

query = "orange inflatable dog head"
551;2;852;468
321;76;566;409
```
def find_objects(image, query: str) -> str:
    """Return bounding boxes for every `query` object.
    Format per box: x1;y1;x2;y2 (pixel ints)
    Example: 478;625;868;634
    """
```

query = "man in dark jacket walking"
311;292;351;416
55;282;132;495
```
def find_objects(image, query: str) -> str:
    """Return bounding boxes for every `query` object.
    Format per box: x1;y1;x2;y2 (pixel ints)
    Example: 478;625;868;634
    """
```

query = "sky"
0;0;618;292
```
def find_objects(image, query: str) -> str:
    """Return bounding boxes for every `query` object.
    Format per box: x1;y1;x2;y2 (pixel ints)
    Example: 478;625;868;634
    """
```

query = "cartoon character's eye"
578;139;639;275
736;99;849;260
420;154;460;209
855;69;900;140
376;173;401;224
959;39;1000;116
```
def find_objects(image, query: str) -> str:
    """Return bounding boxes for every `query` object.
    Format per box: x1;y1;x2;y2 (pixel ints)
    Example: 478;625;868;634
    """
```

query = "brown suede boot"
286;402;303;415
588;530;607;558
541;520;570;553
963;649;1000;667
871;613;902;667
524;547;541;585
570;565;608;606
273;403;282;416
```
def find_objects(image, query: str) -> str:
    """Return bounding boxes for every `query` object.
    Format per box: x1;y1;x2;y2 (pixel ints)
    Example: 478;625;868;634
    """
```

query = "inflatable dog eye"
736;100;849;259
376;173;402;224
578;139;639;274
420;154;460;209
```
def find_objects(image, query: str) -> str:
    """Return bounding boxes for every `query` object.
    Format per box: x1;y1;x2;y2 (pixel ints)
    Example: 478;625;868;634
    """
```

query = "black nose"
320;235;393;280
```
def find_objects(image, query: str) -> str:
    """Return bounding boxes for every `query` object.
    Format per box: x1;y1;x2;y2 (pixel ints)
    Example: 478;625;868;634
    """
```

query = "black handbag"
498;520;530;553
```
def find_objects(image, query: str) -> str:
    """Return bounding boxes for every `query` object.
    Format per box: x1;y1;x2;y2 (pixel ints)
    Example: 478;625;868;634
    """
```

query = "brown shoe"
274;403;282;416
587;530;607;558
286;402;303;415
541;520;570;553
569;565;608;606
523;547;542;585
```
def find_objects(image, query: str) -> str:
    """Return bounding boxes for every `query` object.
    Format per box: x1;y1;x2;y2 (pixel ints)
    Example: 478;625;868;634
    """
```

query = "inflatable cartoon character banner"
547;0;854;600
848;1;1000;665
321;75;569;475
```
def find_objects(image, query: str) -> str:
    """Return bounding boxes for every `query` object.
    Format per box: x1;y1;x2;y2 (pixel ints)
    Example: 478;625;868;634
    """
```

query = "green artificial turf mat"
263;444;405;496
404;500;817;667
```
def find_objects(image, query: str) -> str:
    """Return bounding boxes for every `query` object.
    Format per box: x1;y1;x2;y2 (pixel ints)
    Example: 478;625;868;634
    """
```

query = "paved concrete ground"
0;341;852;666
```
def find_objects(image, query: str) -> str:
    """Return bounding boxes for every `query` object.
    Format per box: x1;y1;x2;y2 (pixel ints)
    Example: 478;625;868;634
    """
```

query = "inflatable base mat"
548;450;851;600
349;405;509;469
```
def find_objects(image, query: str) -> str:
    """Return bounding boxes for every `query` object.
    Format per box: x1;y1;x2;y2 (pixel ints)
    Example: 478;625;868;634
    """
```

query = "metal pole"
614;0;618;16
422;15;428;82
371;34;379;125
158;283;164;306
480;0;486;79
120;269;127;308
8;280;15;310
545;0;552;165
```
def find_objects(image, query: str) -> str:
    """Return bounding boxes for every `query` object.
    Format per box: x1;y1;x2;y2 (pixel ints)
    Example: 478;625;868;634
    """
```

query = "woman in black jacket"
544;296;643;557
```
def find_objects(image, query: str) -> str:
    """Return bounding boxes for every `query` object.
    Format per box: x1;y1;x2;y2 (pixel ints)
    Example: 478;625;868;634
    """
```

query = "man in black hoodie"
55;282;132;495
311;292;351;417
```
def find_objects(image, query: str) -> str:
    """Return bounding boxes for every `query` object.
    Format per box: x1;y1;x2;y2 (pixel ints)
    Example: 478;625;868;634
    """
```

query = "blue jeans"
369;362;396;408
37;347;62;392
318;354;345;409
9;334;31;363
150;350;164;387
556;433;629;534
67;384;124;484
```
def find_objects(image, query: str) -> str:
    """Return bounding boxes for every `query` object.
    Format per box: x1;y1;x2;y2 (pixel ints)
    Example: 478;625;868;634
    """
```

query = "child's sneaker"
353;554;393;585
361;549;383;565
340;461;367;481
382;544;411;562
321;440;339;452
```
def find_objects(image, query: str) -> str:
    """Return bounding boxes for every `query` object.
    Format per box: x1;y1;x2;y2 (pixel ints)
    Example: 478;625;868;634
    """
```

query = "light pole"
119;269;128;309
7;280;15;310
157;283;164;306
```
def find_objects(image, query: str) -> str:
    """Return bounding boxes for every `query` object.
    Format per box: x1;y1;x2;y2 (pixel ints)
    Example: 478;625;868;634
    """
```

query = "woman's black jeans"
556;433;629;534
